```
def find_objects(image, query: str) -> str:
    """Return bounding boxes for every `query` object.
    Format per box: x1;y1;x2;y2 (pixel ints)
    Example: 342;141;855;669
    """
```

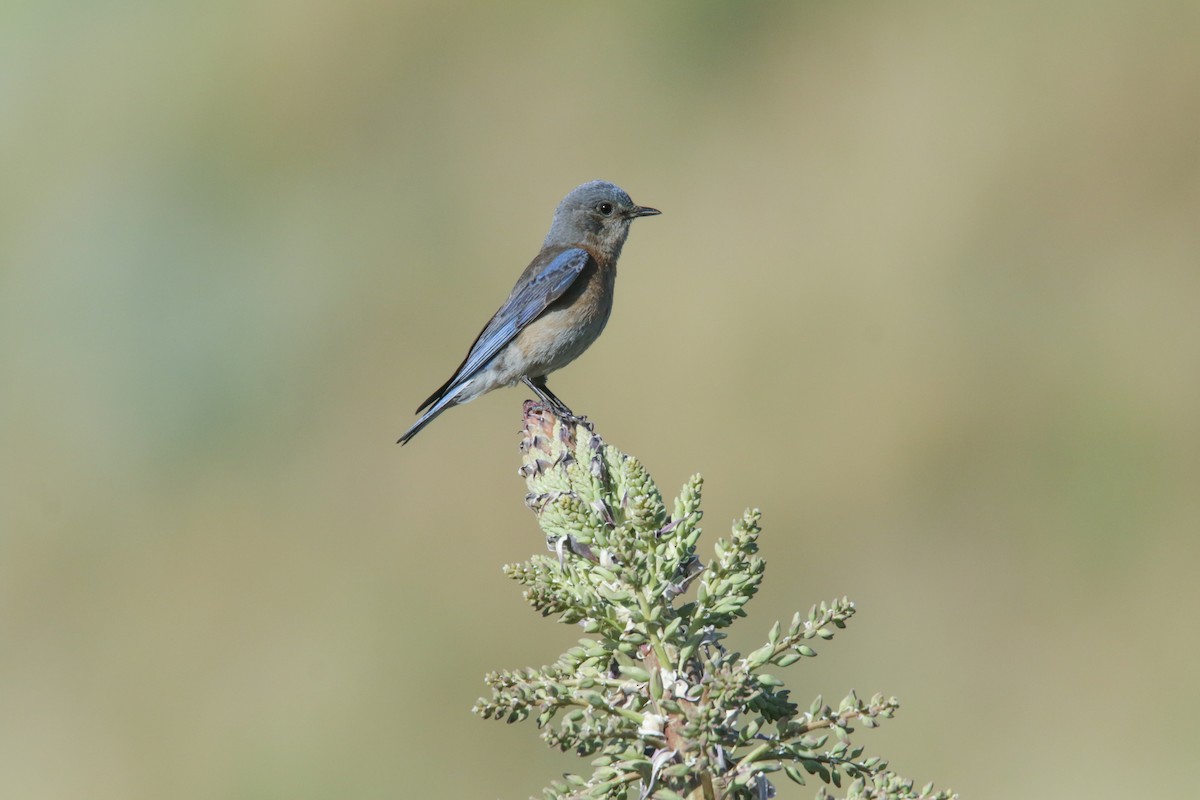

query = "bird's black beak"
628;205;661;218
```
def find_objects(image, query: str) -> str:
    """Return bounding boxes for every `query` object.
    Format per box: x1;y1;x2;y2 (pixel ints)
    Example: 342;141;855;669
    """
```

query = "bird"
398;180;660;445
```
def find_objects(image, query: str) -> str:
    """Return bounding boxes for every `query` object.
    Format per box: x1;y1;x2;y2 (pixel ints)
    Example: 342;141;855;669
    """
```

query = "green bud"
617;665;651;682
745;644;774;670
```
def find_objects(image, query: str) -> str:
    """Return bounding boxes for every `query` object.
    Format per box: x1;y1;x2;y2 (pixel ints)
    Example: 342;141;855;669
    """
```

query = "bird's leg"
523;376;572;415
522;376;593;430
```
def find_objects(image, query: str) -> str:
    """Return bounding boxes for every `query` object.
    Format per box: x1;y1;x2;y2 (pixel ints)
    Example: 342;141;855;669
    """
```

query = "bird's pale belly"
512;300;612;377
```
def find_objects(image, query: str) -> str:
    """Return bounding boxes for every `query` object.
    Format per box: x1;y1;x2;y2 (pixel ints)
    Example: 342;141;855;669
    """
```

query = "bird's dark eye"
596;201;614;216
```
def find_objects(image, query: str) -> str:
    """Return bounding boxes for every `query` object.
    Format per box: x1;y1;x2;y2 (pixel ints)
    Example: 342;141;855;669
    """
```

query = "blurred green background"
3;2;1198;798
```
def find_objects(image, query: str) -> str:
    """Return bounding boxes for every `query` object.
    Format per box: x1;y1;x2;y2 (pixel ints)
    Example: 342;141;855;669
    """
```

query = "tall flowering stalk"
474;402;956;800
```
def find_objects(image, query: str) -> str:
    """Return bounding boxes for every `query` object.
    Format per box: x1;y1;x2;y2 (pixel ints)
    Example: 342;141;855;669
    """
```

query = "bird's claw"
542;403;593;432
557;412;594;432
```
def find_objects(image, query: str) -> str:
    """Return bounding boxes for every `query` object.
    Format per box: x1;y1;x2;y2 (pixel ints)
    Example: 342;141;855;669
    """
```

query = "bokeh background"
3;2;1198;798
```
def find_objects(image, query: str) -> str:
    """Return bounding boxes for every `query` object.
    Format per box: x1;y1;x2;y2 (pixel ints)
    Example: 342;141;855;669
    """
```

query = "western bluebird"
398;180;660;445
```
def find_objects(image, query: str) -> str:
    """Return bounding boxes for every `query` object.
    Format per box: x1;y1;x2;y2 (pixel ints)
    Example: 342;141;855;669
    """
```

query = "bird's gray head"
544;180;660;255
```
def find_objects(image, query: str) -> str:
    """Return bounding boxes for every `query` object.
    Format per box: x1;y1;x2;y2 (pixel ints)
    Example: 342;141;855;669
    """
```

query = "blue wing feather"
414;247;590;413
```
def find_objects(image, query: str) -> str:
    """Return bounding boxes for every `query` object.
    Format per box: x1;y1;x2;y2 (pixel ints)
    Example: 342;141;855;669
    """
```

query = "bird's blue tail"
397;383;469;445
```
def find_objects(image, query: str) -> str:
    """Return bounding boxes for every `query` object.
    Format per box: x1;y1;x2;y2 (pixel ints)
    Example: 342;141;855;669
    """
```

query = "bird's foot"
555;410;595;432
539;401;593;432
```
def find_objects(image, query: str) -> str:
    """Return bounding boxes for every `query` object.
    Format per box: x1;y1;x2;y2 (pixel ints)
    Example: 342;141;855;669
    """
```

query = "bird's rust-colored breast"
510;251;616;375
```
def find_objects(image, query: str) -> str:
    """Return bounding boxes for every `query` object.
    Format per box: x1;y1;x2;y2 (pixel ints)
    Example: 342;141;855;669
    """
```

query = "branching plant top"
475;402;956;800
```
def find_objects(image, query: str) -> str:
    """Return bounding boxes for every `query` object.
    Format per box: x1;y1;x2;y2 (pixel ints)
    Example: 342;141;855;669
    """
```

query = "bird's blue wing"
458;247;590;379
420;247;591;408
